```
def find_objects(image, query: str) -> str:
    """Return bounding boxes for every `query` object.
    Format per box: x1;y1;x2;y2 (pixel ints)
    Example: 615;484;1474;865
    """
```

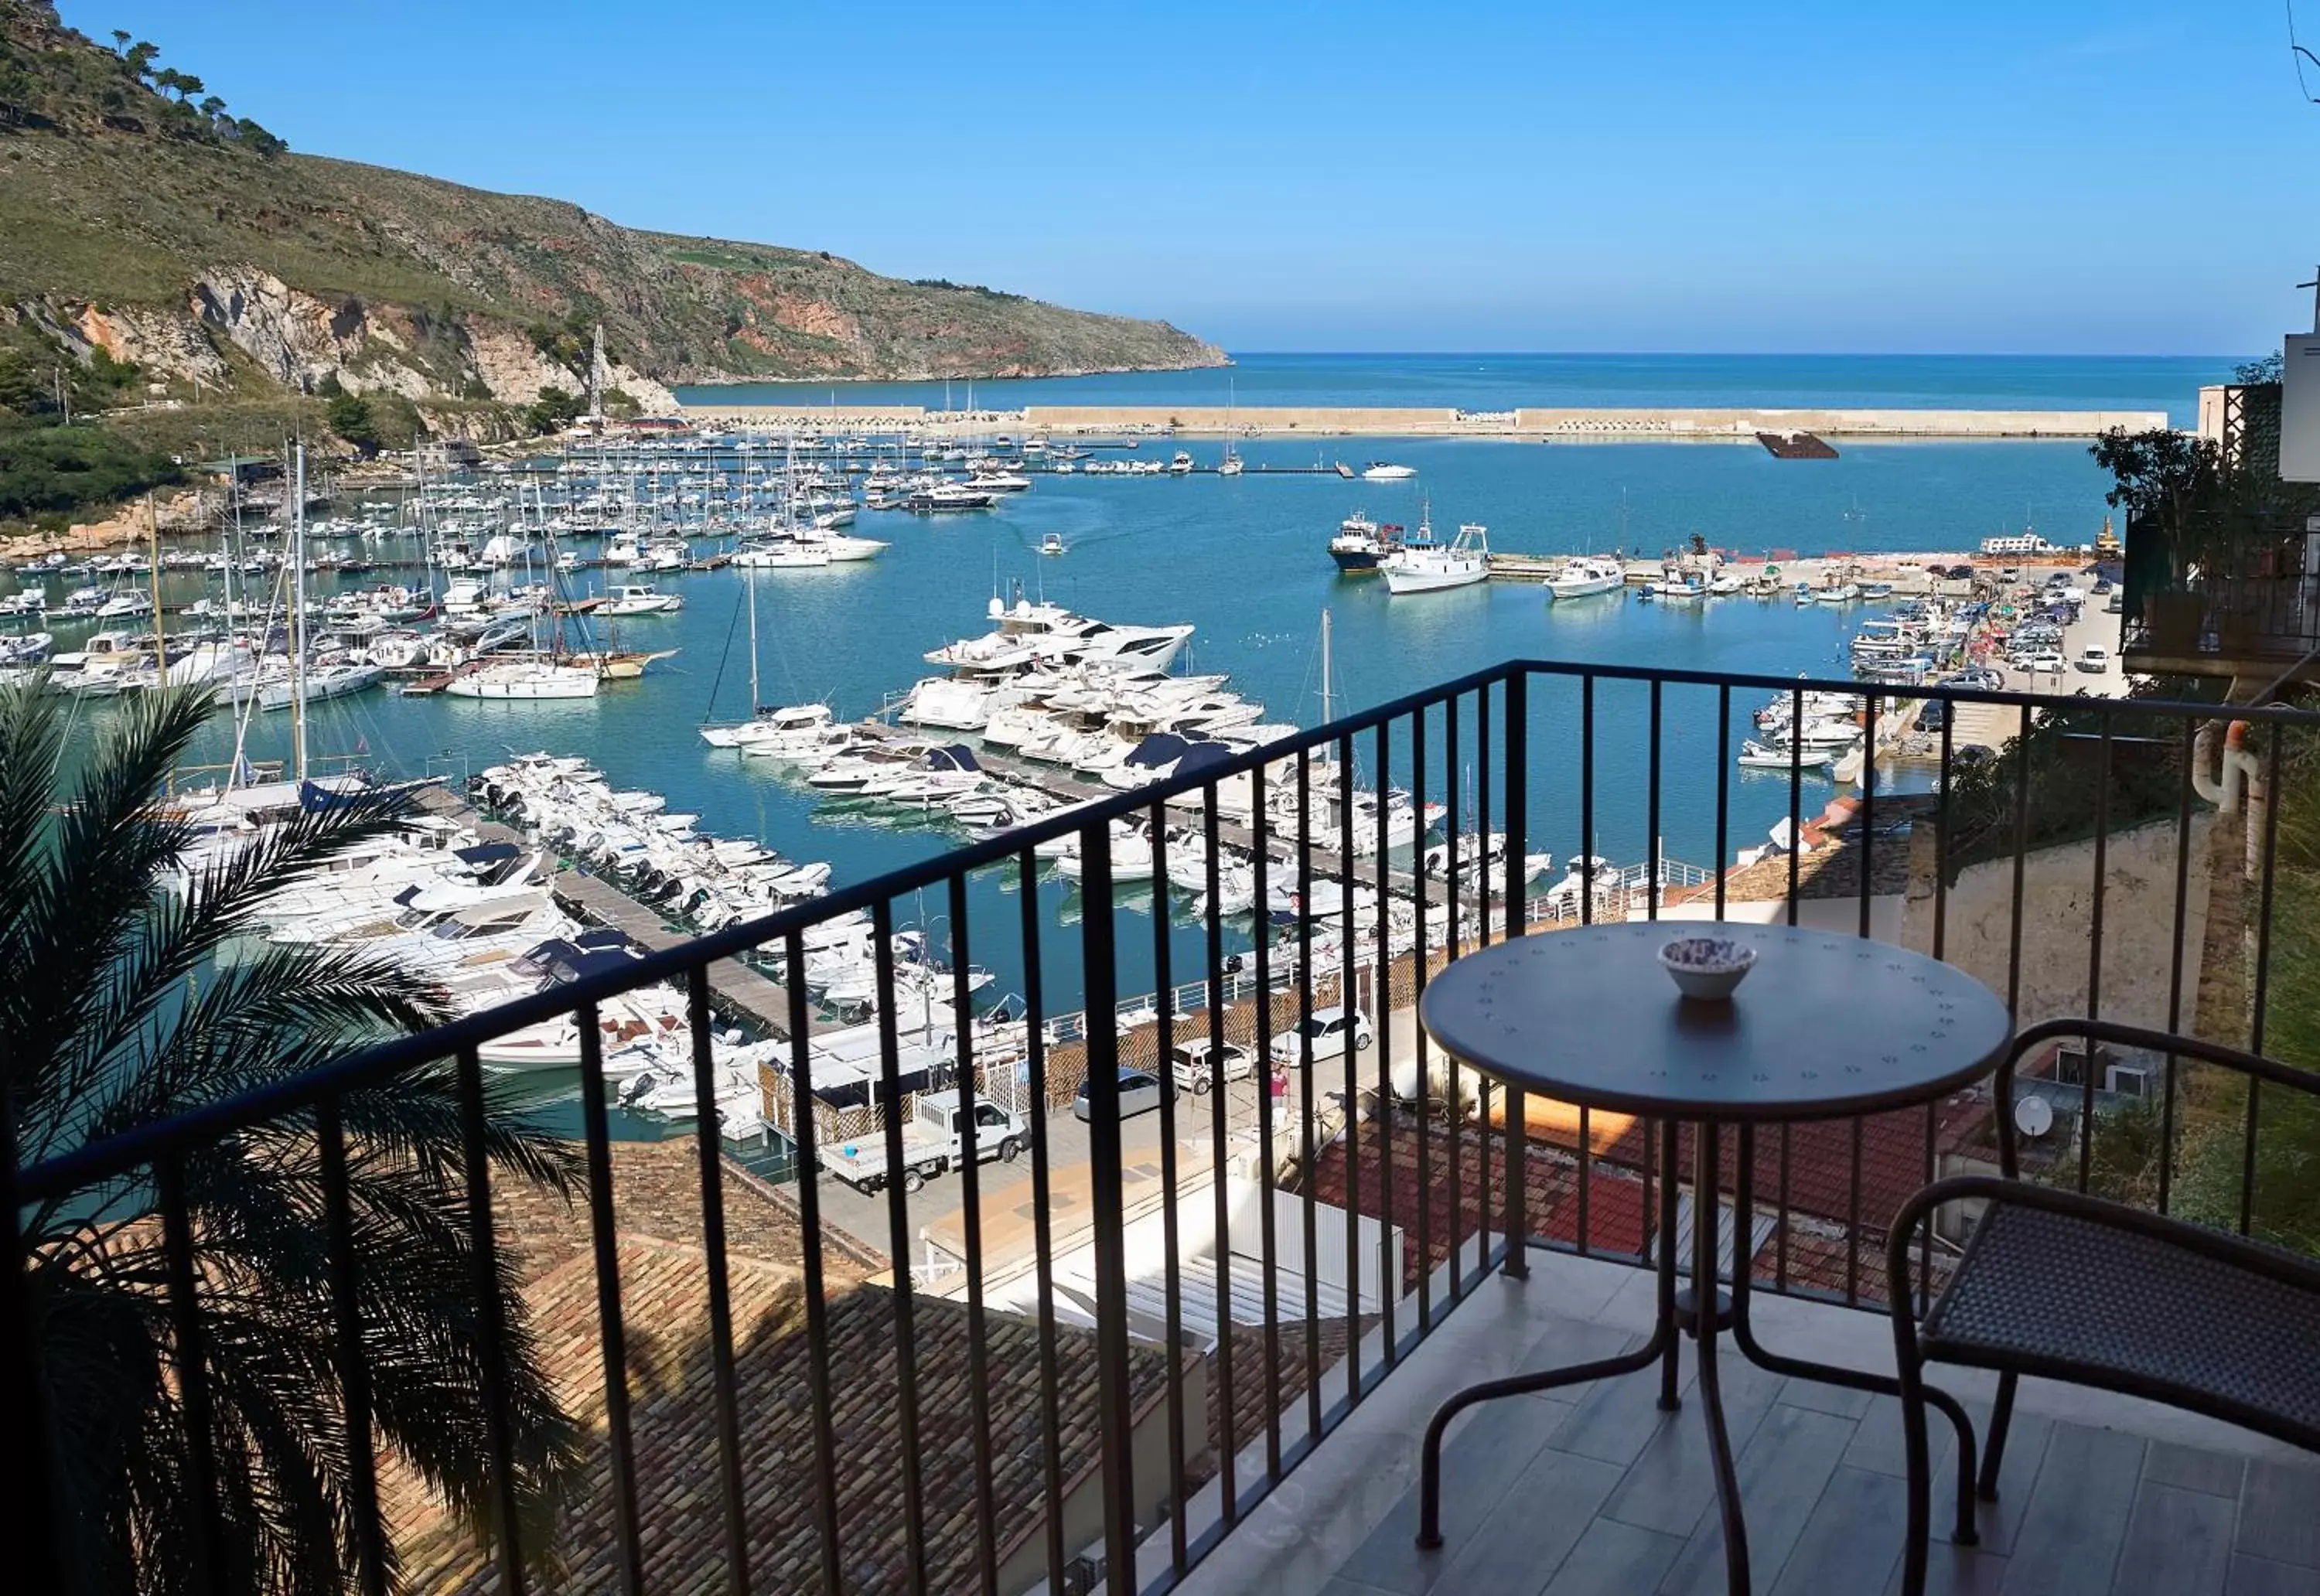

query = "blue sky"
60;1;2318;354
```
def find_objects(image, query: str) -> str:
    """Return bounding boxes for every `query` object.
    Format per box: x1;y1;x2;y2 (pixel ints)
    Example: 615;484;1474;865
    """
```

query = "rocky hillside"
0;2;1223;410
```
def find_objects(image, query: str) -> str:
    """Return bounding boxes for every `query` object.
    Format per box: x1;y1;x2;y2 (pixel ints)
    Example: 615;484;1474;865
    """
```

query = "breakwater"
676;402;2167;440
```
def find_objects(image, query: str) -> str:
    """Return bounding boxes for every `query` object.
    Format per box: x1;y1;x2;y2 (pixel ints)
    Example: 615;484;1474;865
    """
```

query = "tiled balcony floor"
1155;1248;2320;1596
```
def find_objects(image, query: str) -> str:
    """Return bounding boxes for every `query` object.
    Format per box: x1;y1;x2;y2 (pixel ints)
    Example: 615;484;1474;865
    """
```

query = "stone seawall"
677;401;2168;439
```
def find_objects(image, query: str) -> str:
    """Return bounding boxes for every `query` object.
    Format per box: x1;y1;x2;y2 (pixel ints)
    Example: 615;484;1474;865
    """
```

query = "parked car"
1073;1067;1164;1122
2076;646;2110;674
1918;698;1948;732
1169;1038;1257;1095
1268;1005;1373;1068
2017;651;2068;674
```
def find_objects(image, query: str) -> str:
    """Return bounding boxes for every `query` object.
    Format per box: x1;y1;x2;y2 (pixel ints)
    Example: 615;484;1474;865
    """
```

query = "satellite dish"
2014;1096;2055;1141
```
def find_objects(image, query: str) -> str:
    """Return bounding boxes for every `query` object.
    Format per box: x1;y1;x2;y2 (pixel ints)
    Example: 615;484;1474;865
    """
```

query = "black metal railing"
9;660;2320;1595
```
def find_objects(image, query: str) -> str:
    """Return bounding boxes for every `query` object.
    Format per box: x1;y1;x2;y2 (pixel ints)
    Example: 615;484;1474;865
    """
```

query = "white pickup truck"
821;1090;1034;1195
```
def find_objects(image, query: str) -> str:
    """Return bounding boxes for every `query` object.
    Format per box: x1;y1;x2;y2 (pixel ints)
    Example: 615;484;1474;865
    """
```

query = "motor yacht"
1545;557;1626;599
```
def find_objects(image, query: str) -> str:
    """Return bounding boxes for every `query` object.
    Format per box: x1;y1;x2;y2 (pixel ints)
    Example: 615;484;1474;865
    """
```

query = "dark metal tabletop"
1420;922;2013;1123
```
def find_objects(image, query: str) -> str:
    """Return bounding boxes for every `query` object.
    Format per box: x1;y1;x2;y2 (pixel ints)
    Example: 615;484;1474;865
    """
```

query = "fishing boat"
1380;514;1489;595
1544;557;1625;600
1328;512;1395;574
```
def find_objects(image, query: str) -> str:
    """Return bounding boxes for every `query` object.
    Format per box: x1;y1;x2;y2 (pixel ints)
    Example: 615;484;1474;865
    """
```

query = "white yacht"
1546;558;1626;600
598;583;683;616
1381;520;1489;595
259;661;384;711
442;660;601;699
1360;462;1417;481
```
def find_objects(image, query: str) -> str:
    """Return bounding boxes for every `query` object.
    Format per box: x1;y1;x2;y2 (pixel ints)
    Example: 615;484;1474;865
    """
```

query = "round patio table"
1415;922;2012;1595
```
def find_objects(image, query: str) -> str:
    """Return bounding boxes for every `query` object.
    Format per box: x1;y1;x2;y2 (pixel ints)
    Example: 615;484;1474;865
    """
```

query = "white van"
1267;1006;1374;1068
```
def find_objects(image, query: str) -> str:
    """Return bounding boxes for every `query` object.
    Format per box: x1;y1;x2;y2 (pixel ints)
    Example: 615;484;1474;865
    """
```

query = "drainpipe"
2190;720;2259;813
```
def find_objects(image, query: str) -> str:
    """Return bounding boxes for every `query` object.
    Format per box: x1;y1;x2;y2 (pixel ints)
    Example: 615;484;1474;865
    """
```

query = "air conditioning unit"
2104;1063;2153;1100
1062;1546;1107;1596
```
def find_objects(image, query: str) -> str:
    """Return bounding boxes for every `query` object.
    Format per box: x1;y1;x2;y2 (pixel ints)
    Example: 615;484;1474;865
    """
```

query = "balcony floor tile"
1158;1246;2320;1596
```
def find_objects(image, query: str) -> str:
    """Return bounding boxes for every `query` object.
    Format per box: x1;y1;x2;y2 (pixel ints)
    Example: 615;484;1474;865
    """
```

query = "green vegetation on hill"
0;315;180;525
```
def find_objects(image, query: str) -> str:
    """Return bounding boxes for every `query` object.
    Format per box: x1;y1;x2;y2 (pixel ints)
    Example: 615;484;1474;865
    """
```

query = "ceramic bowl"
1659;936;1757;1001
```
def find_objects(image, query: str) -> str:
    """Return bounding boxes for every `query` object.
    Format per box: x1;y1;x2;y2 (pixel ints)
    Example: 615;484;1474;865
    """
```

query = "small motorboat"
1039;532;1066;557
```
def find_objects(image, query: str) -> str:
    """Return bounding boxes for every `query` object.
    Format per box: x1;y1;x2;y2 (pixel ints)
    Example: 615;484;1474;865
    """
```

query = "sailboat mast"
290;441;309;784
745;561;761;711
146;492;165;680
1320;605;1332;726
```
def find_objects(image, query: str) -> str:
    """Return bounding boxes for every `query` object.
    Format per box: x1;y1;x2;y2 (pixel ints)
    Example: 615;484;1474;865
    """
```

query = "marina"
2;377;2148;1163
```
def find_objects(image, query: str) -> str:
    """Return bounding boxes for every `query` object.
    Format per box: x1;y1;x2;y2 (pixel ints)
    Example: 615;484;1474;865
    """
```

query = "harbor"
0;407;2148;1159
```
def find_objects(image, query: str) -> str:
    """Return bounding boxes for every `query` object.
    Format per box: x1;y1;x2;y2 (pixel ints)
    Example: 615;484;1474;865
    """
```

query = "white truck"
821;1090;1034;1195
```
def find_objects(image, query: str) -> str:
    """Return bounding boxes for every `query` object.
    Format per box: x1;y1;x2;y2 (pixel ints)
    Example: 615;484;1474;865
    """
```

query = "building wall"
1896;815;2216;1034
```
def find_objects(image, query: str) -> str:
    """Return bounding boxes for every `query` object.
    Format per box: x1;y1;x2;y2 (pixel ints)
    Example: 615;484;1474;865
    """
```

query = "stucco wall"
1896;816;2216;1033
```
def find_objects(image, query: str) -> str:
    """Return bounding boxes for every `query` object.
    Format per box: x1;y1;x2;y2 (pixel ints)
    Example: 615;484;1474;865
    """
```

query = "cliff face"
0;2;1223;405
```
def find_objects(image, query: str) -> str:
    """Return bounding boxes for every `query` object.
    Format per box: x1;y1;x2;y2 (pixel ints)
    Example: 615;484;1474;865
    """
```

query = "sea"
15;353;2241;1144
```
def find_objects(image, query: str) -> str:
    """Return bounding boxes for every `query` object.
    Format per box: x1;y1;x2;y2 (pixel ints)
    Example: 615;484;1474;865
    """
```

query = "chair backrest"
1993;1018;2320;1185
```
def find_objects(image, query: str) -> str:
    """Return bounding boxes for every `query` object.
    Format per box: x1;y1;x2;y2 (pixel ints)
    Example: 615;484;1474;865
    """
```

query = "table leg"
1694;1120;1751;1594
1415;1116;1687;1550
1726;1127;1982;1546
1658;1117;1683;1412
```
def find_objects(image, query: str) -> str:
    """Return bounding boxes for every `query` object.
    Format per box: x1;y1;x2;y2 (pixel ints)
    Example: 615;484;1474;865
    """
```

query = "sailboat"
1218;378;1245;476
261;445;384;711
699;565;797;746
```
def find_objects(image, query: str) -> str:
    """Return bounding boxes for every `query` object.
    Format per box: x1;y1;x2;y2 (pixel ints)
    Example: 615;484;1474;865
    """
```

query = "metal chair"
1887;1018;2320;1596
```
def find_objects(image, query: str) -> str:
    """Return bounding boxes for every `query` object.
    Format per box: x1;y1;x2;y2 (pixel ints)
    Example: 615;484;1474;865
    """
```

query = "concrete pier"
676;401;2166;441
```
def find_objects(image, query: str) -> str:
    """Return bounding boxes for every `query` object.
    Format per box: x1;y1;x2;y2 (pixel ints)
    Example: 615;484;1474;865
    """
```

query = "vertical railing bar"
786;932;846;1594
1338;734;1363;1405
1844;1120;1863;1308
1503;673;1530;1278
572;1008;644;1596
1786;681;1803;927
1445;697;1464;1294
2083;712;2114;1196
1920;696;1957;1314
158;1153;228;1596
1251;762;1282;1477
1412;710;1433;1333
454;1044;527;1595
1074;824;1138;1593
1020;847;1070;1583
1148;811;1189;1575
1775;1123;1791;1291
316;1096;390;1596
1295;749;1323;1438
947;874;1003;1596
1647;678;1662;921
684;966;752;1594
2160;720;2195;1216
1199;795;1238;1519
1859;691;1878;942
1373;723;1397;1359
1714;682;1730;920
1475;682;1493;1274
1580;676;1595;926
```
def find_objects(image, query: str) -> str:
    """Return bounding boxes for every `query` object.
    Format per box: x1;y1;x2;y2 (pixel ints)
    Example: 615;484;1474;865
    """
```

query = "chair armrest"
1888;1175;2320;1334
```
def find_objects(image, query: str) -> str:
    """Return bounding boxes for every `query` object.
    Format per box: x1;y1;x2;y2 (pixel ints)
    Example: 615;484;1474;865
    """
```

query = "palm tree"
2;684;581;1594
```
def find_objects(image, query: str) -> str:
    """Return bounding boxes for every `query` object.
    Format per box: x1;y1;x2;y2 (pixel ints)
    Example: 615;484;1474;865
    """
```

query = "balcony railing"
7;660;2318;1595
